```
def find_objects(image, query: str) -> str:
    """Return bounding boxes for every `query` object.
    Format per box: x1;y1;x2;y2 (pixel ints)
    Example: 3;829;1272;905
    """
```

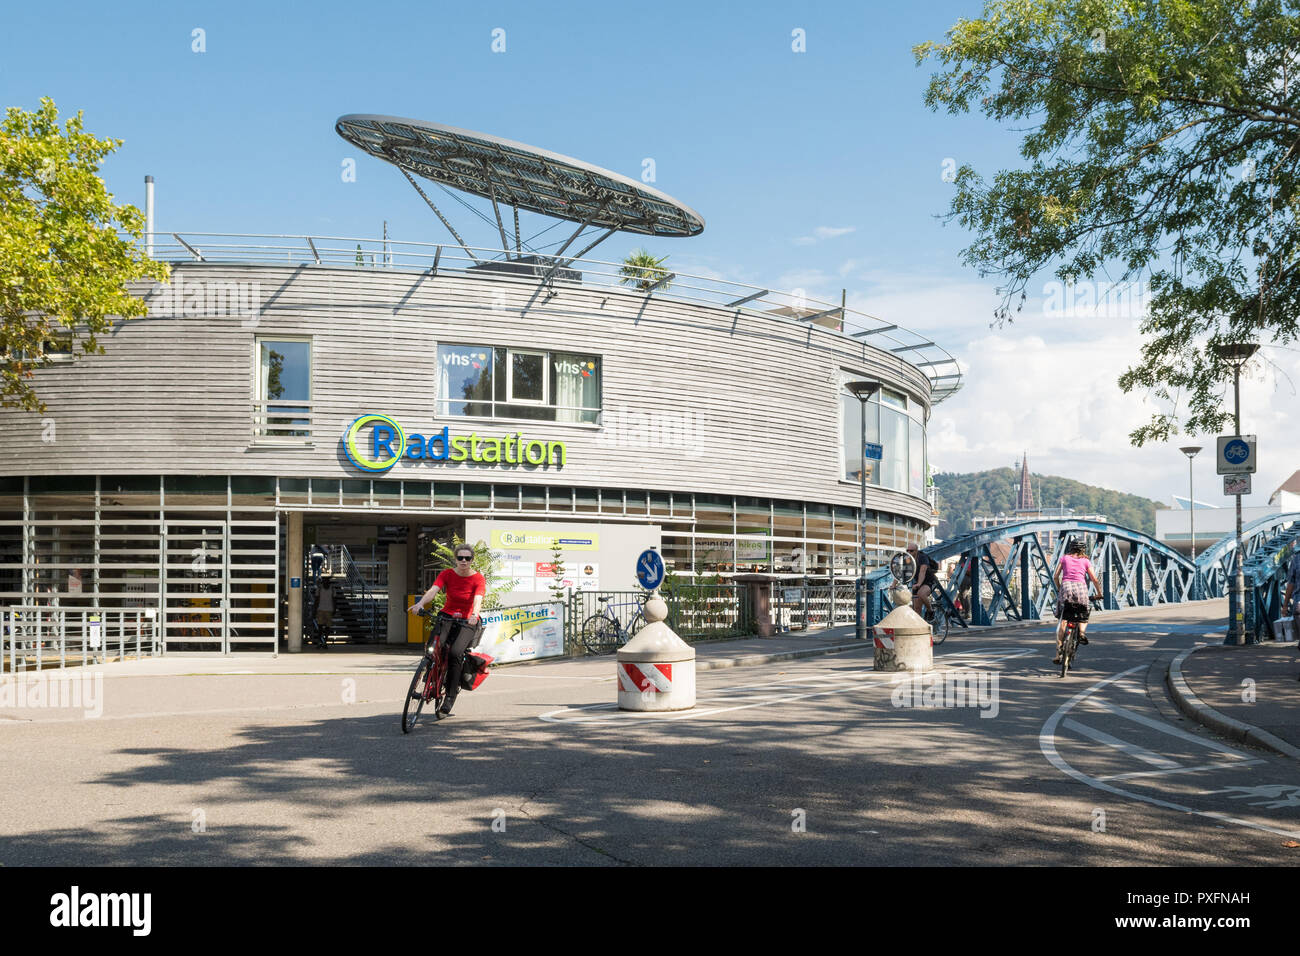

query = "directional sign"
635;549;665;590
1216;435;1257;475
864;442;883;461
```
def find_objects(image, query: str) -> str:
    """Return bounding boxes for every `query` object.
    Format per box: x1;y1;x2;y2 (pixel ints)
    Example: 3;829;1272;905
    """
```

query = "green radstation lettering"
387;426;565;468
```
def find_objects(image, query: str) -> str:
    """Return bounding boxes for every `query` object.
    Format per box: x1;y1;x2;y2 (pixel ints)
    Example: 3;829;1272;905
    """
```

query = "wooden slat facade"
2;263;934;527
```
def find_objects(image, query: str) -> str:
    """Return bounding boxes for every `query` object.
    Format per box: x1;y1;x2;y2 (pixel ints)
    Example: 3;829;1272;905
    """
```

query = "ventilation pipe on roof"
145;175;155;257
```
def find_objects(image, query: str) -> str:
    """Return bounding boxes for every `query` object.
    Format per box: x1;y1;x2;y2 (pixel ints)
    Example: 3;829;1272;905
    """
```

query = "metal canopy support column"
556;226;616;267
394;164;483;265
485;176;511;255
536;227;617;289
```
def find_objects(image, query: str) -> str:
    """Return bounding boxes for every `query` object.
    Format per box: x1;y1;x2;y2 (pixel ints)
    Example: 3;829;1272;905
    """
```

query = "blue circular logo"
1224;439;1250;464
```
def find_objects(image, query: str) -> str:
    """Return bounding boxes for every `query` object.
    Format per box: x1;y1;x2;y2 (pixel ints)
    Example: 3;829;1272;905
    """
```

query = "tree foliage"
916;0;1300;444
933;467;1165;537
1;98;169;412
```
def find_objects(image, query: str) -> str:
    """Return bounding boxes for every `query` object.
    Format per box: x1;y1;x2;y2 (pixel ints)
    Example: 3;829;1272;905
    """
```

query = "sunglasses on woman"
455;555;473;562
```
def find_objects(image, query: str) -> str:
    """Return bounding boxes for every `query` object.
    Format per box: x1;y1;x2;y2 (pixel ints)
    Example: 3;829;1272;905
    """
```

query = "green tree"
916;1;1300;445
619;249;672;292
427;534;516;612
1;98;169;412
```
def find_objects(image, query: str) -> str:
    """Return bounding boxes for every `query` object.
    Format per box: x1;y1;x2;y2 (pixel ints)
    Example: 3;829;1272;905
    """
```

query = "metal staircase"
305;544;388;643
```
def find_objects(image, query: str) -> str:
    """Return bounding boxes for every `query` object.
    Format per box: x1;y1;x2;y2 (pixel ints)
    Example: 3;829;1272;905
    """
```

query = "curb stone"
1166;644;1300;759
696;639;873;671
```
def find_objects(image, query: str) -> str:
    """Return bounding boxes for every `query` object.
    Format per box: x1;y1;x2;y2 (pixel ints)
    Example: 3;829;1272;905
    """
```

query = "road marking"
1061;719;1181;768
541;657;1020;724
1097;759;1266;782
1084;699;1253;757
1039;667;1300;841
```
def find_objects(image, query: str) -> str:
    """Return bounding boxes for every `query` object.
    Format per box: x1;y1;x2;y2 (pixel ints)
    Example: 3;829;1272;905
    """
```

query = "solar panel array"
336;114;705;238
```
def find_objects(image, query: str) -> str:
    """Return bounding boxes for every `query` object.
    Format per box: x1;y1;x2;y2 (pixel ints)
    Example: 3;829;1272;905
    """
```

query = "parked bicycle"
581;595;648;655
304;616;330;650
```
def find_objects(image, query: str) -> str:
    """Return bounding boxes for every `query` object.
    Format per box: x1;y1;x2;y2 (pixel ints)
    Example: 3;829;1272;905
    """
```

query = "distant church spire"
1017;453;1034;511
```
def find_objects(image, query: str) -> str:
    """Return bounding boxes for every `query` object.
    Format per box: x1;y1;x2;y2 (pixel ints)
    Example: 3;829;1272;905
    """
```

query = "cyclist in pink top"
1054;538;1101;664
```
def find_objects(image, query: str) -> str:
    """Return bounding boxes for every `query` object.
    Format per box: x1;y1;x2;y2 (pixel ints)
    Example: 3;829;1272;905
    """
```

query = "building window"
437;344;601;424
507;350;547;404
840;382;925;498
253;337;312;443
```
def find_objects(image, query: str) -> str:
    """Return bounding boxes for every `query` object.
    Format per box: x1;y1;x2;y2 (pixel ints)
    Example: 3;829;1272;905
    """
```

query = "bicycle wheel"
402;655;431;733
430;646;450;716
627;610;647;640
581;614;619;655
1060;627;1075;678
932;608;949;645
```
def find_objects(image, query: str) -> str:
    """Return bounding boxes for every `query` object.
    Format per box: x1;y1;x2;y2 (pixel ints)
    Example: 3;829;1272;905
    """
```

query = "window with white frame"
253;337;312;441
437;344;601;423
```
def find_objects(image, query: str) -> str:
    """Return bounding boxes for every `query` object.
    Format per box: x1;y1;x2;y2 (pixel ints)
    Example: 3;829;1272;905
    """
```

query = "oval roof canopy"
335;114;706;238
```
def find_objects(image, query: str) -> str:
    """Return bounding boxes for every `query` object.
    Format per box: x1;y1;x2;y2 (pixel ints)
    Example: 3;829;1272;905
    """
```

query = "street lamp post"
1210;342;1259;645
1179;445;1201;599
847;380;881;640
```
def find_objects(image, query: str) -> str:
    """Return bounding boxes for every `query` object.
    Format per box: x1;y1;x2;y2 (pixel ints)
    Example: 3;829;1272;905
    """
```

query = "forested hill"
933;469;1166;539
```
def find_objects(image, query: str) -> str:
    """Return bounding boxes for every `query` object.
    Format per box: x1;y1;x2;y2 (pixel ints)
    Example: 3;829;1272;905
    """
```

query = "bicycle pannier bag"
1061;600;1089;623
459;651;495;691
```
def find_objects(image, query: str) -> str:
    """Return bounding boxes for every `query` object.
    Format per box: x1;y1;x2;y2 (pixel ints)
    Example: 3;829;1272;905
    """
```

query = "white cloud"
814;226;856;240
793;225;856;245
838;271;1300;509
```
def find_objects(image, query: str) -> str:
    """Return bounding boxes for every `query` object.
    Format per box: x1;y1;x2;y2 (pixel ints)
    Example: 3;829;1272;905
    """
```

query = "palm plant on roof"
618;249;671;293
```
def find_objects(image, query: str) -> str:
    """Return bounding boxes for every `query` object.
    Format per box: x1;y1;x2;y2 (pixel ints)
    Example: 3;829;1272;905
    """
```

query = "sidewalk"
51;626;873;679
1168;640;1300;758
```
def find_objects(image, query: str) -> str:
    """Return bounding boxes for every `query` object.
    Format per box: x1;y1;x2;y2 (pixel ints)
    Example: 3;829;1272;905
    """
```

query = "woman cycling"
408;545;486;716
1054;537;1101;664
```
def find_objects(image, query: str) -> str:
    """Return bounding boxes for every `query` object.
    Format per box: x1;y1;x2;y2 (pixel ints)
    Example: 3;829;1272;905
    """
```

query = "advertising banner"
491;529;599;551
476;603;565;663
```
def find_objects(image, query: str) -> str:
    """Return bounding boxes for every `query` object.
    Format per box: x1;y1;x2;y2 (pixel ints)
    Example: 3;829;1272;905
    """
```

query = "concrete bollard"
616;593;695;711
870;603;934;672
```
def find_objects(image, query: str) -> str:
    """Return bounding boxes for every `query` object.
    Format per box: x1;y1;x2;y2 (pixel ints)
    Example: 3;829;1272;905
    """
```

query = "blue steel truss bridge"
868;513;1300;643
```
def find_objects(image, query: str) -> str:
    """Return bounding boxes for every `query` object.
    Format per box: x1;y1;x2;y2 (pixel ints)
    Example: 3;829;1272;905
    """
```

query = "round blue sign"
635;549;665;590
1224;439;1250;464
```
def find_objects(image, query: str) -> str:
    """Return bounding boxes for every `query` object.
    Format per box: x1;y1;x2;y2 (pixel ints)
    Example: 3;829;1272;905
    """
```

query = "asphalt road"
1;604;1297;866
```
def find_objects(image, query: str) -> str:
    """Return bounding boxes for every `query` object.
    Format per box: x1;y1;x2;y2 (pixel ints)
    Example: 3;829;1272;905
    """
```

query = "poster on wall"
476;603;565;664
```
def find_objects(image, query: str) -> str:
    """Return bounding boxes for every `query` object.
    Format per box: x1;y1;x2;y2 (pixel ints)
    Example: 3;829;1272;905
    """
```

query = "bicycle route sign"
635;549;665;590
1216;434;1256;474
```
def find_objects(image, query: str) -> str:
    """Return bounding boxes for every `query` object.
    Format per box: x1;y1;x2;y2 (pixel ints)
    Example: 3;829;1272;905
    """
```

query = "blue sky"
5;0;1298;508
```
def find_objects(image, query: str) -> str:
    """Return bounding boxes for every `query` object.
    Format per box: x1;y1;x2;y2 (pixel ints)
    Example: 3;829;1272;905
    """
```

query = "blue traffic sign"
635;549;665;590
1224;439;1249;464
1216;434;1257;474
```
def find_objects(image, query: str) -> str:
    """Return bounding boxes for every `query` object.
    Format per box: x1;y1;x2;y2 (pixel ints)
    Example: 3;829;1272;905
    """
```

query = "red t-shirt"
435;569;486;617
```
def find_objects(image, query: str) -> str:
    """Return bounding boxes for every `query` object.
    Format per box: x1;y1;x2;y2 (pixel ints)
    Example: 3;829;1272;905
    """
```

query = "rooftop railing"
143;232;964;403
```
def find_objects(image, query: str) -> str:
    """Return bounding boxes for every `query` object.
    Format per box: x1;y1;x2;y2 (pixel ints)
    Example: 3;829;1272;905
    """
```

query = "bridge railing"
1235;515;1300;641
